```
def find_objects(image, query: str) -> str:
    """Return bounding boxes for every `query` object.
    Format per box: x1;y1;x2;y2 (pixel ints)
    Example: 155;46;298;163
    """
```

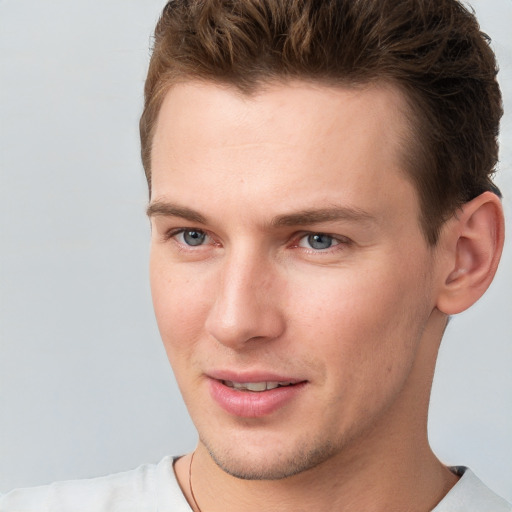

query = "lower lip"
208;379;306;418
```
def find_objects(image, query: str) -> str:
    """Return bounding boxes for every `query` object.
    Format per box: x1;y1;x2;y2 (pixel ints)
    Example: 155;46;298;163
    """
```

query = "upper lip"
206;369;305;384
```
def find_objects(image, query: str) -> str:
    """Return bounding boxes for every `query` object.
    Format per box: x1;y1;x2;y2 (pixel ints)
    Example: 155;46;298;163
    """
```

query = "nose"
204;250;286;349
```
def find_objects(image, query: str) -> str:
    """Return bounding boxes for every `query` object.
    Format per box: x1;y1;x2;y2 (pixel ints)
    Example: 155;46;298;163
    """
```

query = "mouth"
209;377;307;417
222;380;297;392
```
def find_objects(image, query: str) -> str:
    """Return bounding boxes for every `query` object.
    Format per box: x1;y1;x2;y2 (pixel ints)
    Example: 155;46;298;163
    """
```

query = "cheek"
150;255;212;360
289;262;432;381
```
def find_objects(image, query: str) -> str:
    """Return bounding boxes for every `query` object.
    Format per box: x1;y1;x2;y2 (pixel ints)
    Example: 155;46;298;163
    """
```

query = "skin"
147;81;487;511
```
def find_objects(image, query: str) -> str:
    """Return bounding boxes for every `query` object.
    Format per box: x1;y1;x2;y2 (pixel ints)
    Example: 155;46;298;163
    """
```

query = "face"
149;81;441;479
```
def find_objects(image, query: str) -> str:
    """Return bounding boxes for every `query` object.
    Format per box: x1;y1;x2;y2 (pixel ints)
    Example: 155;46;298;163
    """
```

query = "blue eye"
298;233;339;250
180;230;207;246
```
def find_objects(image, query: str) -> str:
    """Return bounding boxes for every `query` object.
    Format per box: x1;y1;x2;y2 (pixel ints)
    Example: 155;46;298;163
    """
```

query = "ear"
436;191;505;315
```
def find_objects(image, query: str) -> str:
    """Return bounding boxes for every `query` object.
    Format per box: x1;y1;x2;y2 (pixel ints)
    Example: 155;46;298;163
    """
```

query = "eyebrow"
270;206;375;227
147;200;375;227
146;201;207;223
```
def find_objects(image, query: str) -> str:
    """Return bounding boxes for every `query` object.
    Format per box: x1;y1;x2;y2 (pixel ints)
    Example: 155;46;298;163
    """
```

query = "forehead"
150;80;419;227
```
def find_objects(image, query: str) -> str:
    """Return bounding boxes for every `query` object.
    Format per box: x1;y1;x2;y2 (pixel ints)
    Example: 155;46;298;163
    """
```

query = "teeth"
223;381;293;392
244;382;267;392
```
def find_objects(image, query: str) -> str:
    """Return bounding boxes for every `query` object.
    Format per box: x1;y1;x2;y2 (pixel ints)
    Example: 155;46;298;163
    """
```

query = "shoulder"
433;467;511;512
0;456;190;512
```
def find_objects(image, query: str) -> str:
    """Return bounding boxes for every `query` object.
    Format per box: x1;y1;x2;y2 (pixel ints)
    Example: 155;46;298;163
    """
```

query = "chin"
201;434;339;481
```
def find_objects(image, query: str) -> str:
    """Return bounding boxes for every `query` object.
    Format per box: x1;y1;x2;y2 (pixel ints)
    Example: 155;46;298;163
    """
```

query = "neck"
178;432;456;512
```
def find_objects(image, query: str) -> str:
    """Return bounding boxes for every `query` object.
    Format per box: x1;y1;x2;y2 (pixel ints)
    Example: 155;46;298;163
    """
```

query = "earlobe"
436;191;505;315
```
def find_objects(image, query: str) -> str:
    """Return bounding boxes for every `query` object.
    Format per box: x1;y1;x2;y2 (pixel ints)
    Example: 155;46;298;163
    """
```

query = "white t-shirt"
1;456;510;511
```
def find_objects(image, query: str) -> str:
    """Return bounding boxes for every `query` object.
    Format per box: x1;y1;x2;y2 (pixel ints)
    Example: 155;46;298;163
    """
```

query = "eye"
174;229;209;246
298;233;340;250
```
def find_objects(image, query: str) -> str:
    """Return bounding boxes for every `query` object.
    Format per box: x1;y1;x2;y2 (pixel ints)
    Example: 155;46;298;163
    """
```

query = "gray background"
1;0;511;501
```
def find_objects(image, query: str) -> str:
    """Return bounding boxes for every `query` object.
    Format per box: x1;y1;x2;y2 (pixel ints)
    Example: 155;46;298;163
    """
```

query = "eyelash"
164;228;351;254
164;228;216;250
293;233;353;257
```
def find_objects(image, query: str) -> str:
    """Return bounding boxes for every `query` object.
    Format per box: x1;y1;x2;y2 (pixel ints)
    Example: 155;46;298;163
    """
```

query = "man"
1;0;510;510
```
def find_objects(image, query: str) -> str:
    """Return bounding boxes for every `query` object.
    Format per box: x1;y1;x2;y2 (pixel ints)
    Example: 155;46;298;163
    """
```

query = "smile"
209;378;307;417
222;381;295;392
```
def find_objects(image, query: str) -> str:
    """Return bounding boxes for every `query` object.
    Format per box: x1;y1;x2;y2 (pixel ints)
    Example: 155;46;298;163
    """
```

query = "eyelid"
297;233;340;248
164;227;214;246
161;227;351;253
294;231;352;251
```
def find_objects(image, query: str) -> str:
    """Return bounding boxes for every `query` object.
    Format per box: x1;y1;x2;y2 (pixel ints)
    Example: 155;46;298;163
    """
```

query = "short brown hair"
140;0;503;244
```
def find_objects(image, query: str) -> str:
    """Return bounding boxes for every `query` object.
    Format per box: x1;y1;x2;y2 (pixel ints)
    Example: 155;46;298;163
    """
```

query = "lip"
207;369;304;384
207;371;307;418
